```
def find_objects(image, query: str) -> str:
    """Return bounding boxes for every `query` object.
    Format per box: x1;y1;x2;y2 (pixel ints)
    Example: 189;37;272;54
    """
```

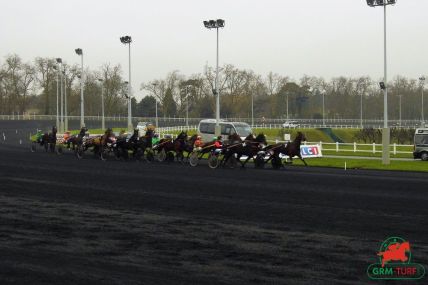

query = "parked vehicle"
136;122;152;136
282;120;299;128
197;119;252;142
413;128;428;161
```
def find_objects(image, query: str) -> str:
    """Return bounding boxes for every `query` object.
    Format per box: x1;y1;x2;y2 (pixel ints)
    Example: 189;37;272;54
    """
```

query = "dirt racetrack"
0;121;427;284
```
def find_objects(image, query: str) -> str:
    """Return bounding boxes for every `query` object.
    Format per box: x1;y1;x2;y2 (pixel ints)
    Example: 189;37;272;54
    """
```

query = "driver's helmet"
133;128;139;134
146;124;155;130
154;133;159;138
217;135;223;140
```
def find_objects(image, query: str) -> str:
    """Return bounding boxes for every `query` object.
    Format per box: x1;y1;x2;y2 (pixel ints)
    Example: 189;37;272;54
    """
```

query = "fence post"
373;143;376;154
393;143;397;155
319;141;322;151
336;141;339;152
354;142;357;153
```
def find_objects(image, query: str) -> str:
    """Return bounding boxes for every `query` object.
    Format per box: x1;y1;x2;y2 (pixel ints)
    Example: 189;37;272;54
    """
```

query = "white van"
197;119;252;142
413;128;428;161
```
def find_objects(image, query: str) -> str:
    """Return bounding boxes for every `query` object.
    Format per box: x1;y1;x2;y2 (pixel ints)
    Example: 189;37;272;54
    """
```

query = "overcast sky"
1;0;427;99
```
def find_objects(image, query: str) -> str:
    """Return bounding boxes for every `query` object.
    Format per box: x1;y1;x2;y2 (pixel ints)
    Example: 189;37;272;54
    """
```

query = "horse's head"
244;133;255;141
188;134;198;143
229;133;242;142
255;133;267;146
295;132;307;143
177;131;187;140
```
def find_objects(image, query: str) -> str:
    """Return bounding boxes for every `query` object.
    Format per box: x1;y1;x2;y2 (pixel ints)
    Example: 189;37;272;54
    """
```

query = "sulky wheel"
254;153;265;169
189;152;199;167
99;148;108;161
145;150;155;162
176;152;185;164
156;149;166;162
30;142;37;152
75;145;84;159
225;156;238;169
165;151;175;162
208;154;220;169
56;145;63;155
271;155;283;170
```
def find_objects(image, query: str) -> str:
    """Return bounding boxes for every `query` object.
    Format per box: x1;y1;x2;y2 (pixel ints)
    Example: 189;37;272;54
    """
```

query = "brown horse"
221;133;267;168
264;132;307;169
155;131;188;162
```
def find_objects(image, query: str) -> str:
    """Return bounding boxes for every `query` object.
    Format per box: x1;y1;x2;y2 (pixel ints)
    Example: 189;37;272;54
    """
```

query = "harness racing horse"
155;131;188;162
263;131;307;169
66;128;87;151
41;126;58;153
183;134;198;161
221;133;267;168
116;129;156;161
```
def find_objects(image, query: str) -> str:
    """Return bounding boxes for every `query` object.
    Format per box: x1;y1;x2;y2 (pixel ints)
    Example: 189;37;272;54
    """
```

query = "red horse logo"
377;241;410;267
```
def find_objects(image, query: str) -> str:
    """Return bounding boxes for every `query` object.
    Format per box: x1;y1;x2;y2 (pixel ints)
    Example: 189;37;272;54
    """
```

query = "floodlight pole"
99;79;105;130
128;42;132;131
322;91;325;126
55;64;60;129
420;77;425;125
75;49;84;128
382;3;390;165
60;64;64;133
204;20;223;136
360;92;363;129
186;86;190;127
64;68;68;131
287;92;289;121
367;1;394;164
251;92;254;127
399;94;402;127
152;83;158;127
215;27;220;136
80;53;84;128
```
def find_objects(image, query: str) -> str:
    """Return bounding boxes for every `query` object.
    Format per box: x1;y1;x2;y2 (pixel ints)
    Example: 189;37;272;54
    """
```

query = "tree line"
1;54;426;120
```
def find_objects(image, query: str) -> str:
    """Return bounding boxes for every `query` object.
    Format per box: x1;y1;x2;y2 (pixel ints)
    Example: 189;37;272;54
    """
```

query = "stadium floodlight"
203;19;225;136
216;19;225;27
120;35;133;131
367;0;396;7
120;36;132;44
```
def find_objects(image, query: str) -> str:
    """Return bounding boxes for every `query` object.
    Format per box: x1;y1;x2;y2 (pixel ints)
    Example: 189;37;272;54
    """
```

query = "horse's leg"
221;151;230;167
241;155;251;168
299;154;307;166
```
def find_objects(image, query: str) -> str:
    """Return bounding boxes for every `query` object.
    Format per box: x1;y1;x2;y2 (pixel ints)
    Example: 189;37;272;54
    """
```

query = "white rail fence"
304;141;413;155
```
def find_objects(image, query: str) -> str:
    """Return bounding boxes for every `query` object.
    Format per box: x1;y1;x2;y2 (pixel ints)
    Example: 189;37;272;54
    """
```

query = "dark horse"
41;126;58;152
66;127;87;150
116;128;156;160
183;134;199;160
264;131;307;169
221;133;267;168
155;131;188;162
